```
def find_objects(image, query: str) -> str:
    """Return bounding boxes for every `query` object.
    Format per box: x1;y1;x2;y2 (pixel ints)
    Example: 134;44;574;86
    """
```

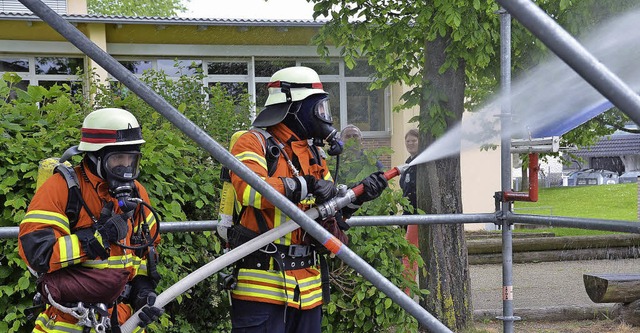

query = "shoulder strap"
232;129;284;233
249;128;282;177
53;164;83;230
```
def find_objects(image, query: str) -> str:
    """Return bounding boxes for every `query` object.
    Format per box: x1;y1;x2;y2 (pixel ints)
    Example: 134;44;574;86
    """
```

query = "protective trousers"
231;299;321;333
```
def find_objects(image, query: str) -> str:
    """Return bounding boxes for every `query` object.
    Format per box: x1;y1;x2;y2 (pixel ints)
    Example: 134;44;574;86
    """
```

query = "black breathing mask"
299;95;343;156
100;150;142;213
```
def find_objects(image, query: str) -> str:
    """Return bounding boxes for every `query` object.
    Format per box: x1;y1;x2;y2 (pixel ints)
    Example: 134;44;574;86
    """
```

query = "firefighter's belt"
237;244;316;271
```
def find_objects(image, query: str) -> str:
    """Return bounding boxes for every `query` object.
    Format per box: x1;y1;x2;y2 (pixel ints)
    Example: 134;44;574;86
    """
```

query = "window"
208;82;249;103
35;57;84;75
255;59;296;77
0;55;389;137
119;60;152;74
0;55;84;95
157;59;202;76
39;81;83;96
0;58;28;72
208;62;248;75
346;82;385;131
300;61;339;75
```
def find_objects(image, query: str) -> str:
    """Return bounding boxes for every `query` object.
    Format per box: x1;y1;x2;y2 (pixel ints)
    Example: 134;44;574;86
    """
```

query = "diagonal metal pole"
495;0;640;125
17;0;452;332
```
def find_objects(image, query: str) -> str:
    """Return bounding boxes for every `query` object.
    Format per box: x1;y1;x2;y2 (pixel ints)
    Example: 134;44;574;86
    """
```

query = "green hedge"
0;67;423;332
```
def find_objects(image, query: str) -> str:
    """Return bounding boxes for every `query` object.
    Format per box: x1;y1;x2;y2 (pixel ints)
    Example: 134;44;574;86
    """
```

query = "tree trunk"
521;163;529;191
417;34;472;331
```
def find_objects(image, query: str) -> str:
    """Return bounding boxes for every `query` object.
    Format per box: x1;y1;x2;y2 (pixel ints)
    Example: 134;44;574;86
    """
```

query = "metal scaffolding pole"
497;7;519;333
16;0;451;331
4;213;640;239
347;213;495;227
495;0;640;125
508;214;640;234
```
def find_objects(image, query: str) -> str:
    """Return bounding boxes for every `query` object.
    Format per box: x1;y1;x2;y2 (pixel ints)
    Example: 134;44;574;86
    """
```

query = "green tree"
310;0;640;330
87;0;188;17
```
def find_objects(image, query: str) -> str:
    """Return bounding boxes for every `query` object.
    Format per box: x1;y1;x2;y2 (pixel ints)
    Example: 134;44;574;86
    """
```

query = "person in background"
400;129;419;215
336;124;384;185
18;108;163;332
401;129;420;294
228;66;388;333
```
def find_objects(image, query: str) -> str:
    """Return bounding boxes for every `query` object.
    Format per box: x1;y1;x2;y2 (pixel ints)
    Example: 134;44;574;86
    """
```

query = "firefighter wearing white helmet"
227;67;388;333
253;66;342;155
18;108;164;332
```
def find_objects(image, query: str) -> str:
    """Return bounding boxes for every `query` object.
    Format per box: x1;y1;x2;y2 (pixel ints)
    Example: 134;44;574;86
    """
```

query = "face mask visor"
103;151;141;182
313;97;332;124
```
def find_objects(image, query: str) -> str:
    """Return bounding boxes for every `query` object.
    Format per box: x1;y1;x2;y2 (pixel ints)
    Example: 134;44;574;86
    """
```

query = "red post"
503;153;539;202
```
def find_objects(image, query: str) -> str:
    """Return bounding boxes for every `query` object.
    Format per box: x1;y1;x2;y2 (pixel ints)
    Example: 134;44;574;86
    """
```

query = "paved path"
470;258;640;310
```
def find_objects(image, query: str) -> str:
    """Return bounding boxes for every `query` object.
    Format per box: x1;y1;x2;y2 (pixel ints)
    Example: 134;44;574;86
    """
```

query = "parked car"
566;169;619;186
618;171;640;184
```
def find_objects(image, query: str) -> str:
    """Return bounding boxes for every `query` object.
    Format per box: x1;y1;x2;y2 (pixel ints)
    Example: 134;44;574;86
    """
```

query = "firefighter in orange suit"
228;66;388;332
18;108;163;332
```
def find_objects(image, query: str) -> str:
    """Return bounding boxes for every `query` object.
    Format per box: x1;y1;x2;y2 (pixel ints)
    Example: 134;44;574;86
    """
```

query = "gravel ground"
470;258;640;311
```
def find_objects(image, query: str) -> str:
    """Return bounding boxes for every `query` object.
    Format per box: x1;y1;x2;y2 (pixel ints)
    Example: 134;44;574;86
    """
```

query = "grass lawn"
510;182;638;236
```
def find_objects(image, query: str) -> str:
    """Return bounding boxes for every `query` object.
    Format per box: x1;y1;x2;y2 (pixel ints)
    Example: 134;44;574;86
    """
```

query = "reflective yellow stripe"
35;311;84;332
136;259;149;276
21;210;70;232
242;185;262;209
324;172;333;181
133;209;157;233
233;268;323;306
58;235;82;268
82;254;142;269
236;151;267;170
145;210;156;230
273;209;290;246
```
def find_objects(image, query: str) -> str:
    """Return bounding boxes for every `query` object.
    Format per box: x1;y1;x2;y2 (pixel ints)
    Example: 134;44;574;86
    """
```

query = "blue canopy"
532;100;613;138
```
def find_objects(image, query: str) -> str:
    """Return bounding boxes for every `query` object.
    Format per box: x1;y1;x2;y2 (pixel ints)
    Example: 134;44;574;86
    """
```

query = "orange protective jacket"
18;160;159;332
229;123;333;310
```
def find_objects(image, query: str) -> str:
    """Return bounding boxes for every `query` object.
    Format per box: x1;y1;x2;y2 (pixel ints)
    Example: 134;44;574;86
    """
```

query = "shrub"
1;66;423;332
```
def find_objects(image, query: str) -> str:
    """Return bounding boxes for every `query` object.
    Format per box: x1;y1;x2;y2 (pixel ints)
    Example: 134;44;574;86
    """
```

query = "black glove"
137;292;163;328
354;171;388;205
281;175;336;204
131;276;164;328
75;227;109;259
95;201;129;245
310;177;337;205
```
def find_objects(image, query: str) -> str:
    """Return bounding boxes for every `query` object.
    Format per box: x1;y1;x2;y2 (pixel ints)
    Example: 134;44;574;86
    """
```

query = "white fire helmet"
77;108;145;152
253;66;328;128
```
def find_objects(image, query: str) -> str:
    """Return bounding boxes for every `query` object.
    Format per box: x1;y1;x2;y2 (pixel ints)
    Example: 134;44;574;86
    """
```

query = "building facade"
0;0;500;229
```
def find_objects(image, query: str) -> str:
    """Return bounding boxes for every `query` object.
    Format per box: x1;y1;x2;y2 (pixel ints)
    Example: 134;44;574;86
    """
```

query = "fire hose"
121;166;421;332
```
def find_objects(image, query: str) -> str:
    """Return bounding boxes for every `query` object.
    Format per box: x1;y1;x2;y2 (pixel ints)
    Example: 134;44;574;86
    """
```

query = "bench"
583;273;640;303
584;273;640;326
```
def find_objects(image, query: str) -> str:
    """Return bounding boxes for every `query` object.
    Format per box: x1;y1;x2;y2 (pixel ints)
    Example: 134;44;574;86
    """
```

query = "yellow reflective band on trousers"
34;312;84;332
57;234;82;268
34;309;146;333
21;210;70;233
232;268;323;309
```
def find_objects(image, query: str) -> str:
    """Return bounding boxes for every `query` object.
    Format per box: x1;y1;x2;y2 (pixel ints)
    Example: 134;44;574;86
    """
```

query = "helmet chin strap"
284;103;309;139
87;153;104;179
